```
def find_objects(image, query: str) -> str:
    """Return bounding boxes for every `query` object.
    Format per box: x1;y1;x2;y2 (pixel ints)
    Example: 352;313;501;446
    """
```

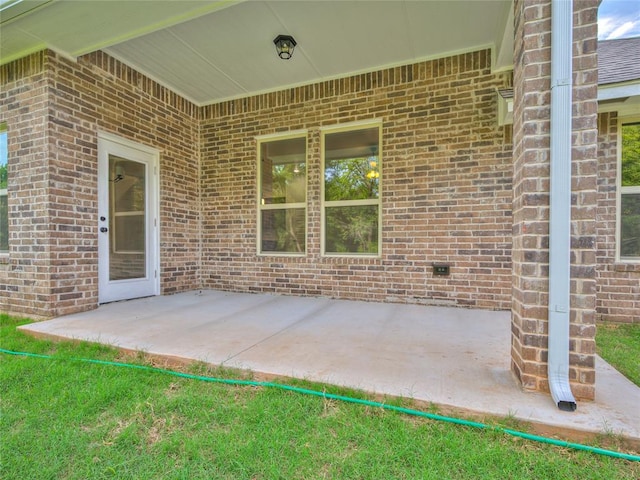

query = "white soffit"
1;0;514;106
106;0;513;105
0;0;241;62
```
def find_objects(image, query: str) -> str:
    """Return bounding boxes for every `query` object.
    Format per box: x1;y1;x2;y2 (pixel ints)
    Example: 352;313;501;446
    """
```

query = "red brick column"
511;0;599;400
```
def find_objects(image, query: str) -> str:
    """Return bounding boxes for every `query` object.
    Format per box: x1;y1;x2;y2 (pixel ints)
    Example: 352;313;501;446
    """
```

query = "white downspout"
548;0;577;411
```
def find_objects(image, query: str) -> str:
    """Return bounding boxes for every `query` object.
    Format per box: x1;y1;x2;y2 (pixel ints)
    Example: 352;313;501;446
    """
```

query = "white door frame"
97;131;160;304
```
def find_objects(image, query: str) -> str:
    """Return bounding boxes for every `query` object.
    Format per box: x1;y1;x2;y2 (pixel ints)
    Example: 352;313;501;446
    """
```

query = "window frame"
256;130;308;257
321;120;383;258
0;123;8;257
616;116;640;263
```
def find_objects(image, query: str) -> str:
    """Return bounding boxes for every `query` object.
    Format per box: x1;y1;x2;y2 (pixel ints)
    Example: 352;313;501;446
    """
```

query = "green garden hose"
2;347;639;463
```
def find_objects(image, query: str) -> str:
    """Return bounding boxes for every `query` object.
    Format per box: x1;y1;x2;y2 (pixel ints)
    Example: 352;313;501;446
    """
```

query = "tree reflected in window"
259;135;306;254
620;122;640;260
323;125;381;255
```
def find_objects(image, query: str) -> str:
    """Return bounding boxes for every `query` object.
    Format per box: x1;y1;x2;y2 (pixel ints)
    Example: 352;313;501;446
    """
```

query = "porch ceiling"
0;0;514;106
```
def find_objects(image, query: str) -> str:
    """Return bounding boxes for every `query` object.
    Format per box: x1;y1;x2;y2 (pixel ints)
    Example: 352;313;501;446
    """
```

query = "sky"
598;0;640;40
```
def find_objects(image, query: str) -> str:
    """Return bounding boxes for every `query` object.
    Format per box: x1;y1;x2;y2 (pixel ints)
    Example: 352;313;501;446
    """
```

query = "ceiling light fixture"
273;34;297;60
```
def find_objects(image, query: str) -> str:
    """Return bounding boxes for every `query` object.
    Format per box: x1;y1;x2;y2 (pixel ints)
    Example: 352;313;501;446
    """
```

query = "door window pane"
109;155;146;280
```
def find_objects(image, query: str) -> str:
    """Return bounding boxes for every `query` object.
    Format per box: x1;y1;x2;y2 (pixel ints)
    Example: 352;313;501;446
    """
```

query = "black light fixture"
273;34;297;60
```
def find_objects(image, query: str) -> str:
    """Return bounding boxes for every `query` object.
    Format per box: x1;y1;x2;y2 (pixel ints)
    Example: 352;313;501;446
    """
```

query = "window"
0;125;7;254
258;134;307;254
110;156;146;254
322;123;381;256
619;120;640;261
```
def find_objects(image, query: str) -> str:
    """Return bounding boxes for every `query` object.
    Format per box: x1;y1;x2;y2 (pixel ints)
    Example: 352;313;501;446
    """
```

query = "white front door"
98;133;159;304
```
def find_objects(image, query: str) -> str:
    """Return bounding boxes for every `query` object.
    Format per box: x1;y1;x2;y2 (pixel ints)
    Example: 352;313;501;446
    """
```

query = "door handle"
100;227;108;233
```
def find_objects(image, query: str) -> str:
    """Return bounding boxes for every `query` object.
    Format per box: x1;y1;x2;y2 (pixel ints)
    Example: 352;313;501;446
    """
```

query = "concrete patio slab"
18;290;640;448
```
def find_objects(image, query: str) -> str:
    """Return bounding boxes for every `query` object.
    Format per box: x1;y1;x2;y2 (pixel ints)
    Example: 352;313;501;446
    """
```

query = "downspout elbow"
548;309;577;412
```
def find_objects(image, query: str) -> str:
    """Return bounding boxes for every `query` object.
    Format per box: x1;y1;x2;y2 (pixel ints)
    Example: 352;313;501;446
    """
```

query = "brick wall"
0;50;201;316
596;112;640;323
0;0;634;411
568;0;599;399
0;52;51;317
511;0;599;400
511;0;551;396
3;14;630;344
200;50;514;309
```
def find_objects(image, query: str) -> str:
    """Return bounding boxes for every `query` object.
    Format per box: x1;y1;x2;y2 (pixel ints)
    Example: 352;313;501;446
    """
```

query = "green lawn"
1;314;639;479
597;322;640;387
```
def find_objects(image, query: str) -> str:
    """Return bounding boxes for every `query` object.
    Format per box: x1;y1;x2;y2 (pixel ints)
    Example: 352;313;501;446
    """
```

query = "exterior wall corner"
511;0;599;401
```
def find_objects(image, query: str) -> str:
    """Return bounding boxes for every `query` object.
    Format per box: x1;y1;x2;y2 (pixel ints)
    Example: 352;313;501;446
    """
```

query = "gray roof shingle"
598;36;640;85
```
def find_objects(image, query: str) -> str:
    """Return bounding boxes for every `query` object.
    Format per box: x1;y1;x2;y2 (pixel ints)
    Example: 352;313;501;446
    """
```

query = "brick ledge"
613;262;640;273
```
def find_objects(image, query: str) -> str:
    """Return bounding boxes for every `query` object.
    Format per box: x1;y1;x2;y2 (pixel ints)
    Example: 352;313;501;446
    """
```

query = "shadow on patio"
19;290;640;448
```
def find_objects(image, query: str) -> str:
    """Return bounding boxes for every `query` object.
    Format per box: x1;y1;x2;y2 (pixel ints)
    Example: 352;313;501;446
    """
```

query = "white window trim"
256;130;308;257
0;124;7;256
321;120;383;258
616;116;640;263
0;186;7;257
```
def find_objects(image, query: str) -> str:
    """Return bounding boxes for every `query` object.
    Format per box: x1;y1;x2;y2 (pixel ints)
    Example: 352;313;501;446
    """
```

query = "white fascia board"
598;81;640;115
598;81;640;101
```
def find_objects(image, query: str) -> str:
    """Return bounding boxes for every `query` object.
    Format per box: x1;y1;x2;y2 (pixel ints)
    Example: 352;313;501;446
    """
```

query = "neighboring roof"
598;36;640;85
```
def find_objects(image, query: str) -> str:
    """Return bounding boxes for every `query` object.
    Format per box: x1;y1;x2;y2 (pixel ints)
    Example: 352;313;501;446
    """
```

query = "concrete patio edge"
15;290;640;453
